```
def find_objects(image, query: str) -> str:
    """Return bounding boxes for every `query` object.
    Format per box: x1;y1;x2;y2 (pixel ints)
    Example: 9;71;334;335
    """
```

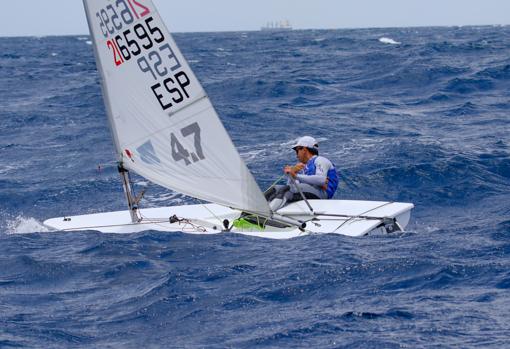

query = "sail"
83;0;270;216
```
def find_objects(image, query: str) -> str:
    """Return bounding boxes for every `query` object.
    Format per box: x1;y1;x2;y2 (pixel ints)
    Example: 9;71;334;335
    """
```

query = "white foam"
239;137;328;164
0;165;17;175
144;191;184;204
379;37;401;45
51;52;59;57
86;41;92;45
6;216;50;234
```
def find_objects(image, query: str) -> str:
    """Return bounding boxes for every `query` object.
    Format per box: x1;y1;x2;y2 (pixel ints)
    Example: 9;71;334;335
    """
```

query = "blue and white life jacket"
304;156;339;199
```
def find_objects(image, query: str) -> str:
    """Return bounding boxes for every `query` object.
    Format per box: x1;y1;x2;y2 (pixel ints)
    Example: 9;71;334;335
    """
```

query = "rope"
169;215;207;232
201;204;224;226
288;175;314;214
136;212;208;232
334;201;394;231
264;174;287;194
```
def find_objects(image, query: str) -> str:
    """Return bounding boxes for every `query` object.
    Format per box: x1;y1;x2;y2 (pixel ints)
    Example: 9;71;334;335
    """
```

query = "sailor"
266;136;339;211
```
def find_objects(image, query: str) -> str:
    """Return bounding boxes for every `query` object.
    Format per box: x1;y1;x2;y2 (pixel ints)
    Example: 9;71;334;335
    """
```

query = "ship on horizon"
261;20;292;31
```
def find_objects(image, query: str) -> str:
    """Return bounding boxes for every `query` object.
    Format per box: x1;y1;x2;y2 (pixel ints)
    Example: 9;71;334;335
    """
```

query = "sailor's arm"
296;157;332;188
296;173;327;186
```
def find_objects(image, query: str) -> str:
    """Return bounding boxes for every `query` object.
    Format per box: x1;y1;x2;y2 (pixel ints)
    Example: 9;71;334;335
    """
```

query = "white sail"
83;0;270;216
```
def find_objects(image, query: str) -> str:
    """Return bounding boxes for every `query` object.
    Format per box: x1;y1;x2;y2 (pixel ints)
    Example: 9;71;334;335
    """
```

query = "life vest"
304;156;339;199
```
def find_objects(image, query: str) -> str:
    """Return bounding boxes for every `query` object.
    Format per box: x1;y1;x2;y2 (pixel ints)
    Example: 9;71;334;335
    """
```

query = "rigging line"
169;215;208;232
334;201;395;231
58;219;168;232
288;175;314;214
201;204;224;226
96;160;119;168
138;211;208;232
263;174;286;194
281;212;396;220
306;215;381;221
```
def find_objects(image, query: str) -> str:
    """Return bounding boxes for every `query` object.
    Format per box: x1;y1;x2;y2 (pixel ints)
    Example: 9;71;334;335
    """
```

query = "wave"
476;64;510;80
339;139;510;206
443;77;494;94
5;216;50;234
379;37;401;45
1;27;510;348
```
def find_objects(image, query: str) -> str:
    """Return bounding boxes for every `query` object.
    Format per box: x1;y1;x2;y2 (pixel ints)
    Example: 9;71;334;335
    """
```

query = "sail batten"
167;94;209;117
83;0;270;216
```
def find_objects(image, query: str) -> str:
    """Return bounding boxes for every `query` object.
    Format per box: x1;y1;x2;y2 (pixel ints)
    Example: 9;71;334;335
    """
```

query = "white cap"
292;136;318;150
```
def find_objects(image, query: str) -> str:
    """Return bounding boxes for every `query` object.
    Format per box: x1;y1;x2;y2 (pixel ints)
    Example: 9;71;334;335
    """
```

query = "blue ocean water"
1;26;510;348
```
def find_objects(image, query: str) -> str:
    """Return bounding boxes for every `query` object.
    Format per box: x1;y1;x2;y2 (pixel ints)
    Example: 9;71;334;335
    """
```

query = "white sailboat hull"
43;200;414;239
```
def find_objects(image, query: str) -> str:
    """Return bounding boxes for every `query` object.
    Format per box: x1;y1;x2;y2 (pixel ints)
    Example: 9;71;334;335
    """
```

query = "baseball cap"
292;136;319;150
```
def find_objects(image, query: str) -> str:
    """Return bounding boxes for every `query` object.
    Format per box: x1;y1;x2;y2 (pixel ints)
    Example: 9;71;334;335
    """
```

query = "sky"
1;0;509;37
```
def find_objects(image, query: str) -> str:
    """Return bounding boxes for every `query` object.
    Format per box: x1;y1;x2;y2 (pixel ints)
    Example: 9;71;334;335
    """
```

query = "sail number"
97;0;193;112
96;0;151;38
106;16;163;66
170;122;205;166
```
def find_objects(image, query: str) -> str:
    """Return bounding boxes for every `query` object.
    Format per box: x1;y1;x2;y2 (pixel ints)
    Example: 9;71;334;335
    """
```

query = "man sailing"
234;136;339;229
266;136;339;211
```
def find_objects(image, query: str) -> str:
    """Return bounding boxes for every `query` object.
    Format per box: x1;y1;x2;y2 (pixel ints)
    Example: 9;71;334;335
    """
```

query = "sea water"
1;27;509;348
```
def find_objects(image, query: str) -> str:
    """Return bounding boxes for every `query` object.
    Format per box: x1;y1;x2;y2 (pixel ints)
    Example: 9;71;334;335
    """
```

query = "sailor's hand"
293;163;305;172
284;165;300;178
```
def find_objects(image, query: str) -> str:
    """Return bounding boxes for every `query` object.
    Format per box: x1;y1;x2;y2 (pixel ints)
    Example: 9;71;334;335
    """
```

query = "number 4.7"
170;122;205;165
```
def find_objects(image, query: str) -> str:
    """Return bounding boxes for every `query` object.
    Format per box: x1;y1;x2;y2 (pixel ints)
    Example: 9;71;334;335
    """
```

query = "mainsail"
83;0;270;216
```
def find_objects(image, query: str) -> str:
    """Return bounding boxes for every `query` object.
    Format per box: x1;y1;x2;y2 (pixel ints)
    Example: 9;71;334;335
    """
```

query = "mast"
82;0;141;222
118;164;141;223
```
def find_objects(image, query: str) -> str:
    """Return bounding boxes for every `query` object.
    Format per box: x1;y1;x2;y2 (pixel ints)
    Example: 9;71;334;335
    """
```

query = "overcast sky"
1;0;509;37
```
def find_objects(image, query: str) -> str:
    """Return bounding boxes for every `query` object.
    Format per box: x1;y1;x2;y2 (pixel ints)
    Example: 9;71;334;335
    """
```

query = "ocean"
1;26;509;348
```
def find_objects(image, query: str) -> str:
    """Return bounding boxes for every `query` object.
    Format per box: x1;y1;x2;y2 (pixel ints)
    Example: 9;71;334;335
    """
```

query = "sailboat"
44;0;414;239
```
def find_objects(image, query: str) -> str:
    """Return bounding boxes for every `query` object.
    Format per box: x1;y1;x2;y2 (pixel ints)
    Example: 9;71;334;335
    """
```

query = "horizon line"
1;23;509;38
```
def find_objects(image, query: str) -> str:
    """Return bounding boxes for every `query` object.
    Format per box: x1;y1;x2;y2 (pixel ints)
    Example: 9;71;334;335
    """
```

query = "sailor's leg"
270;183;328;210
265;185;289;202
274;186;314;211
269;198;283;211
264;187;276;202
288;183;327;203
268;185;291;211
